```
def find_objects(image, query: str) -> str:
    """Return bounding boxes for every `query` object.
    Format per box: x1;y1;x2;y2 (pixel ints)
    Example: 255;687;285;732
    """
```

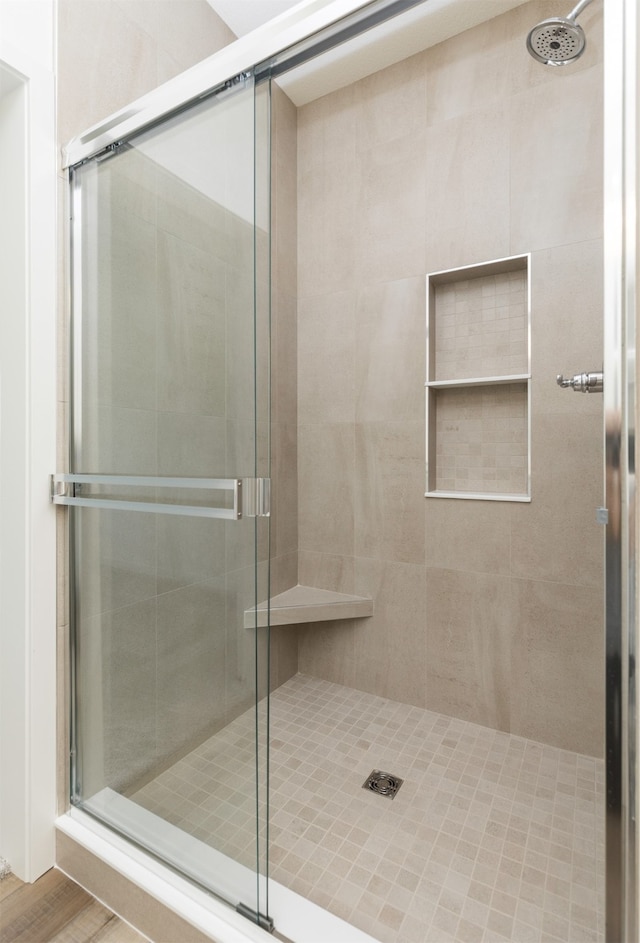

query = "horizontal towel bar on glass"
50;473;243;520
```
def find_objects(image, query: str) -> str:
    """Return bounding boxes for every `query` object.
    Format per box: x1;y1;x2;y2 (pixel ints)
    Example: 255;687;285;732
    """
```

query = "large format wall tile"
156;578;227;759
298;162;359;298
353;559;427;707
509;66;603;254
157;413;226;477
272;292;298;428
273;423;299;560
298;292;356;424
356;52;427;152
98;213;158;413
77;509;158;619
81;599;158;793
424;499;511;576
425;568;512;732
356;137;428;285
298;551;356;595
157;232;226;418
297;85;357;175
354;421;425;565
510;578;604;754
225;562;271;716
426;12;512;126
511;412;603;587
298;620;357;689
156;517;226;595
271;625;301;690
81;406;158;475
298;423;355;556
424;104;511;274
355;277;425;423
271;552;298;601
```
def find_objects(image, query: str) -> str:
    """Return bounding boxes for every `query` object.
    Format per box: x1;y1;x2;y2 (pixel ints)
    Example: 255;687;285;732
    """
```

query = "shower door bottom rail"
50;473;271;520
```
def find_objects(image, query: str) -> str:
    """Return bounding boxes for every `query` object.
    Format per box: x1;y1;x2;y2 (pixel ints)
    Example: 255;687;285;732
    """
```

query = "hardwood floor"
0;869;147;943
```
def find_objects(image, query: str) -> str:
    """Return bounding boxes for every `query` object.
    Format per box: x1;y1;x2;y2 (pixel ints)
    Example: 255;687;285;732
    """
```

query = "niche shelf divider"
426;254;531;503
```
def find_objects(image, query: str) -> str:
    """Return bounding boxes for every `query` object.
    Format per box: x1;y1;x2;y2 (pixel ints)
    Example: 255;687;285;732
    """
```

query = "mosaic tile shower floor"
133;674;604;943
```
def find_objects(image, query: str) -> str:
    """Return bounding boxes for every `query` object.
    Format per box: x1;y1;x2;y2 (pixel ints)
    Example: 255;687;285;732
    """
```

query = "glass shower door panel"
69;76;270;920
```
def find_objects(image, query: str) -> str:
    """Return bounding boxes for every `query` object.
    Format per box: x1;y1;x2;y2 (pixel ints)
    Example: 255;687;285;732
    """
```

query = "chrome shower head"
526;17;586;66
526;0;594;66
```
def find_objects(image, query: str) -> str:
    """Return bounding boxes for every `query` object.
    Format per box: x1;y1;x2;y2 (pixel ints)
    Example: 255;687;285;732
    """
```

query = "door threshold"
56;807;380;943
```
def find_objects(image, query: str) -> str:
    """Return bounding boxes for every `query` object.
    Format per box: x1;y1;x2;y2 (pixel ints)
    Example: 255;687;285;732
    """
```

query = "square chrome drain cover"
362;770;403;799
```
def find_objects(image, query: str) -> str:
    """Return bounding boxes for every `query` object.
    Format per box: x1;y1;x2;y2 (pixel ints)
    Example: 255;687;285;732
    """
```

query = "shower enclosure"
54;0;637;940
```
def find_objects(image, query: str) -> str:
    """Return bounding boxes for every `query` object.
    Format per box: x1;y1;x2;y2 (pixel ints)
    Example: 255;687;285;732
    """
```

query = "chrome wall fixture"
556;370;604;392
526;0;596;66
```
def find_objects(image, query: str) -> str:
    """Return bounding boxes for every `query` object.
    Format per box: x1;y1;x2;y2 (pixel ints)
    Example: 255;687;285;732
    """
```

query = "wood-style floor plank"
1;869;93;942
0;871;147;943
0;876;22;905
48;900;114;942
91;917;149;942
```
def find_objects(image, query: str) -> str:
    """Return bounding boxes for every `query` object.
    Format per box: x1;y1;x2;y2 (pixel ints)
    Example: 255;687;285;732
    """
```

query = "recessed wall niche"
425;254;531;502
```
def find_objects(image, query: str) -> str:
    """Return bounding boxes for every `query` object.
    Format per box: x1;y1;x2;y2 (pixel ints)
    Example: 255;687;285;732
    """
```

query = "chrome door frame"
604;0;638;939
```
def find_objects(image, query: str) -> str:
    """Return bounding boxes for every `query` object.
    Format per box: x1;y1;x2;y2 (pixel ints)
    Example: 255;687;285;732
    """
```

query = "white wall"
0;0;57;882
0;0;55;73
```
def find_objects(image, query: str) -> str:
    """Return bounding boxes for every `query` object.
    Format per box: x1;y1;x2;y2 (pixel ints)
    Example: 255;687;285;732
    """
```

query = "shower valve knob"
556;371;603;393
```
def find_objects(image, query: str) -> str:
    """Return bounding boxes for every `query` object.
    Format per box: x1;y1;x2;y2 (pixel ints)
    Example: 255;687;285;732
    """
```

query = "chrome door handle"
557;371;603;393
50;474;270;519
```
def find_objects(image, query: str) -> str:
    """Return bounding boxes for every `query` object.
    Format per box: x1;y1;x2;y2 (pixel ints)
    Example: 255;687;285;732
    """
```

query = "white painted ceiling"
206;1;303;38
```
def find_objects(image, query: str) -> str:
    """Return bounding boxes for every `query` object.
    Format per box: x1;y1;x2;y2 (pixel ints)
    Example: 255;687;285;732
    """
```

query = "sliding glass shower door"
59;74;272;922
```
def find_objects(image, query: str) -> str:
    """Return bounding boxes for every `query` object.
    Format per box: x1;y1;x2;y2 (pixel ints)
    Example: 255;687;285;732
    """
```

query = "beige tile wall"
296;0;604;757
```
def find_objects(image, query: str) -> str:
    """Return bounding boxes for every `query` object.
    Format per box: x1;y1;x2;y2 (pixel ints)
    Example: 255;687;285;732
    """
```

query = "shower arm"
567;0;594;22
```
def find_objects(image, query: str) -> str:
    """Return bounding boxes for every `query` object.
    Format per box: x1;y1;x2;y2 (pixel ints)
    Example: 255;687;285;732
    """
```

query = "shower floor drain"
362;769;403;799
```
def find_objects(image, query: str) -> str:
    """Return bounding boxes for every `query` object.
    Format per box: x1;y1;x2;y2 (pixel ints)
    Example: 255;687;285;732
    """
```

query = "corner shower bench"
244;585;373;627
